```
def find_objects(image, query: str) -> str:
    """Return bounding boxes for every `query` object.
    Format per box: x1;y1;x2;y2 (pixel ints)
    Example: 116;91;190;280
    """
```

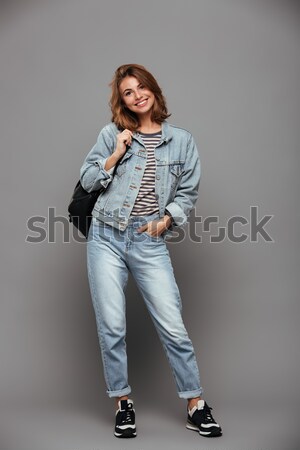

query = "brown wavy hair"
108;63;171;131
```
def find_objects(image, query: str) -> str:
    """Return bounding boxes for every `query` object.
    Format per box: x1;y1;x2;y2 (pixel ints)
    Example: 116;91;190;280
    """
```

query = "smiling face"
119;75;156;117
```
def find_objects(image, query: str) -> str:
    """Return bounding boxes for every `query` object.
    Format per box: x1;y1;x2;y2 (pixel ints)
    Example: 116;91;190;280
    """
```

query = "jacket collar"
134;120;173;144
112;120;173;144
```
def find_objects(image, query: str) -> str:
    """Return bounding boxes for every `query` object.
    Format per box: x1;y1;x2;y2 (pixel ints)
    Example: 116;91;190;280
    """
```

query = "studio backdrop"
0;0;299;449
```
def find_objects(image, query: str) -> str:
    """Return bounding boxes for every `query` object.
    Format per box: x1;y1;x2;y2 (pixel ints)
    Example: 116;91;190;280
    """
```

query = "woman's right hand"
115;129;133;157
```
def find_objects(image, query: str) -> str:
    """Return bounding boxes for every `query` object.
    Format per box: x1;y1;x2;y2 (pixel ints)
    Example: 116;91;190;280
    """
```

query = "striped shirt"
130;131;161;216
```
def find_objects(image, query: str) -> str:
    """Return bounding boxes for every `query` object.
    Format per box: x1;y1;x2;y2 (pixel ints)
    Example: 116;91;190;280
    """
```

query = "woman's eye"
125;91;131;96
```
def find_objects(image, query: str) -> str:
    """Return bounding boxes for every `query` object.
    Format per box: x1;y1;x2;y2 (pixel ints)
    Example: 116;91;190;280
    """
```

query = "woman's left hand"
137;216;172;237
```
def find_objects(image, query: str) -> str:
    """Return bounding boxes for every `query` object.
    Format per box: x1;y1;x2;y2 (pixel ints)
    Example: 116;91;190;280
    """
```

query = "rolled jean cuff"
178;387;204;400
106;385;132;398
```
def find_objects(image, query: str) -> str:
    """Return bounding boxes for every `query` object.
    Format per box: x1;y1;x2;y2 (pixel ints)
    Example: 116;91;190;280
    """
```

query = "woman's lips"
135;99;148;107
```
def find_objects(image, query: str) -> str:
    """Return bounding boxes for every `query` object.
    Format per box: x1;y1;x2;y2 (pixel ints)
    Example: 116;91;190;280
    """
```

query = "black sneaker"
114;398;137;438
186;399;222;437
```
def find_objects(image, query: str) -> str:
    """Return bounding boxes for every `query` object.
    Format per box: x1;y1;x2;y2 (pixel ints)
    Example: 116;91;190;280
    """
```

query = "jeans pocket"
143;230;163;241
92;217;106;229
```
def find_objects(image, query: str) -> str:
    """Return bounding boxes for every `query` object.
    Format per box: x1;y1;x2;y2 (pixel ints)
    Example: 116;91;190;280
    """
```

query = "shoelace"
120;408;134;424
203;403;216;423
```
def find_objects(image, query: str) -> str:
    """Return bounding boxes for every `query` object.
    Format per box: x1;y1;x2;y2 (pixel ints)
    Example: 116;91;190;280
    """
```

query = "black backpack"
68;180;104;239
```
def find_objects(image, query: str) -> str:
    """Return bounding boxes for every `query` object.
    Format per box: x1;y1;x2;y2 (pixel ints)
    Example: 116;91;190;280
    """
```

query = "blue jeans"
87;212;203;399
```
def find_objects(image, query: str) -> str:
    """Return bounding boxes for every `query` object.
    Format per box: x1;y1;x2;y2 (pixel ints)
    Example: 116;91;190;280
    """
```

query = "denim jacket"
80;120;201;238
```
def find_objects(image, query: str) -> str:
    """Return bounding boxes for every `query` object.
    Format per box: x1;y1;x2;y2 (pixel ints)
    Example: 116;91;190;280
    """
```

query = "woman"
80;64;222;439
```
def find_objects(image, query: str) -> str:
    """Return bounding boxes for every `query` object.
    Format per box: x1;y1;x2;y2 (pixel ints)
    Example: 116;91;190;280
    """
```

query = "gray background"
0;0;299;449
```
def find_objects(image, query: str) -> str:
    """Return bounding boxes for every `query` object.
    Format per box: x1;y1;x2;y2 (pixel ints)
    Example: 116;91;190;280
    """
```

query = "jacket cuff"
94;157;114;188
165;202;187;226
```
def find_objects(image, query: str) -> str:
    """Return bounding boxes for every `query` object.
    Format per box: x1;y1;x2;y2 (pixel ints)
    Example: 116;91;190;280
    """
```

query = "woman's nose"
134;89;142;100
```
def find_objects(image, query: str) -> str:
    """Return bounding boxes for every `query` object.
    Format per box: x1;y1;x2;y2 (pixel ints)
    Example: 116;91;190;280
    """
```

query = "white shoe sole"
186;422;222;437
114;428;137;438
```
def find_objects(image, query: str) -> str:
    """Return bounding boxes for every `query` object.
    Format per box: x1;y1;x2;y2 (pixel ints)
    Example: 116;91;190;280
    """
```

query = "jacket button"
156;175;160;180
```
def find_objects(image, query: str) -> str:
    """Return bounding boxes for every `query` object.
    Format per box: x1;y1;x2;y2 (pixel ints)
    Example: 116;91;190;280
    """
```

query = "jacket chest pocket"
168;160;185;191
170;161;184;177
